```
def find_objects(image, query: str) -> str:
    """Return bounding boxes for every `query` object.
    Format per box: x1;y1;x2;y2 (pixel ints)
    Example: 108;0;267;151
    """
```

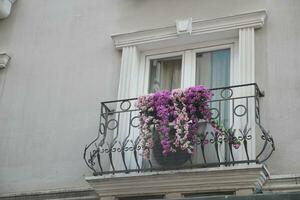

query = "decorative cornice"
0;188;98;200
111;10;266;49
0;0;17;19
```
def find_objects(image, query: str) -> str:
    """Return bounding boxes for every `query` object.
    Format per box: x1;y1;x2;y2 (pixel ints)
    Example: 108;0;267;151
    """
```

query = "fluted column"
237;27;255;160
118;46;140;99
238;27;255;84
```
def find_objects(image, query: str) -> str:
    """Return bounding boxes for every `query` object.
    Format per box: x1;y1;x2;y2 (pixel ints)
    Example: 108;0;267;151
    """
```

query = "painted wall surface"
0;0;299;195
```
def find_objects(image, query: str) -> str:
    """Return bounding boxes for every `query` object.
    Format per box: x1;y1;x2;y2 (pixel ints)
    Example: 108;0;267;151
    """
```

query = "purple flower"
136;85;214;159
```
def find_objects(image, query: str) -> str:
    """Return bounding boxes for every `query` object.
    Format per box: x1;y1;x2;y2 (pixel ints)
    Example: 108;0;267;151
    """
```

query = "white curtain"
149;58;182;92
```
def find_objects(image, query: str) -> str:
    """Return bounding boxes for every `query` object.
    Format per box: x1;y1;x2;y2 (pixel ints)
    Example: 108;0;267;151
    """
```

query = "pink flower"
136;85;213;159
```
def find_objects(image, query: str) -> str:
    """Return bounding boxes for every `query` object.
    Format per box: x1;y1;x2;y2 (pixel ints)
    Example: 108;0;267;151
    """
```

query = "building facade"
0;0;300;199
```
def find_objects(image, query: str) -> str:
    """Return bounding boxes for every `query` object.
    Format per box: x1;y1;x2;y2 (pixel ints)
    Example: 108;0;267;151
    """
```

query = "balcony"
84;83;274;175
83;83;275;199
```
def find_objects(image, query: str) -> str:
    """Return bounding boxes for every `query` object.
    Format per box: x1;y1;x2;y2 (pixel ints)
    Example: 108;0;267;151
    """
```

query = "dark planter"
152;127;190;167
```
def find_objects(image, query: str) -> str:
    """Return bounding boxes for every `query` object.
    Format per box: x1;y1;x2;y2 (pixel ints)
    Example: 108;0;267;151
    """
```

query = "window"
149;55;182;92
196;49;230;88
144;44;233;164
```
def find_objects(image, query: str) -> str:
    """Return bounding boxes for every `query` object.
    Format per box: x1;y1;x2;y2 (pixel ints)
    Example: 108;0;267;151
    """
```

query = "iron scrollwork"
83;83;275;175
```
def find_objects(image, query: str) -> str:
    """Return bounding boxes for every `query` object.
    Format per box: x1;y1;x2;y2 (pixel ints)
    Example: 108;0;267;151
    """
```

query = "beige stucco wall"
0;0;299;195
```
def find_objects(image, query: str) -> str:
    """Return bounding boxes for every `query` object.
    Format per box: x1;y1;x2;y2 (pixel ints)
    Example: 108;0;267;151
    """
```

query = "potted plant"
136;85;220;166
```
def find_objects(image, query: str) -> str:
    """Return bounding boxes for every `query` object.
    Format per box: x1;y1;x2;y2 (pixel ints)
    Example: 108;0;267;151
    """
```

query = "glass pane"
196;49;230;125
196;49;230;88
194;49;231;163
148;56;182;93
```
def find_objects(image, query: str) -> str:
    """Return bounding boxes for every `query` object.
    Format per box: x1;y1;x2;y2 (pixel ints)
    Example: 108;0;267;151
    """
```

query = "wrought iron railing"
83;83;274;175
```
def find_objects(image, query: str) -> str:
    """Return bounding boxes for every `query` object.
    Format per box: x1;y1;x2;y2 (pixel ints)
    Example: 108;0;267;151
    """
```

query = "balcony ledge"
263;174;300;193
85;164;269;199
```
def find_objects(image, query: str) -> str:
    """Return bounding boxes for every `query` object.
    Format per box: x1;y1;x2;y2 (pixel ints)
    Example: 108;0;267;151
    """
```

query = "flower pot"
152;127;190;167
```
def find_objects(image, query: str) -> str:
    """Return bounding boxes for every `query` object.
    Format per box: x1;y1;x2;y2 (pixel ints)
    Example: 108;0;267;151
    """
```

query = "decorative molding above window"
111;10;266;50
176;18;193;35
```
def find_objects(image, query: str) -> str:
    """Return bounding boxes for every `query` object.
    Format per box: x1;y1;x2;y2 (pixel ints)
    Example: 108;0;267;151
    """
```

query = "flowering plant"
136;85;220;159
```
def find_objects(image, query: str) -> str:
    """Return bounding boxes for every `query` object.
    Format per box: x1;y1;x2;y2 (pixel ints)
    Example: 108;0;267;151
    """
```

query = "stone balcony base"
263;174;300;193
85;164;269;199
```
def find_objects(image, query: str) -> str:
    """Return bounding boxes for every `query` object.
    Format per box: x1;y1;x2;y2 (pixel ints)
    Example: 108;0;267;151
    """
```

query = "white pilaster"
236;27;255;160
238;27;255;84
118;46;140;99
